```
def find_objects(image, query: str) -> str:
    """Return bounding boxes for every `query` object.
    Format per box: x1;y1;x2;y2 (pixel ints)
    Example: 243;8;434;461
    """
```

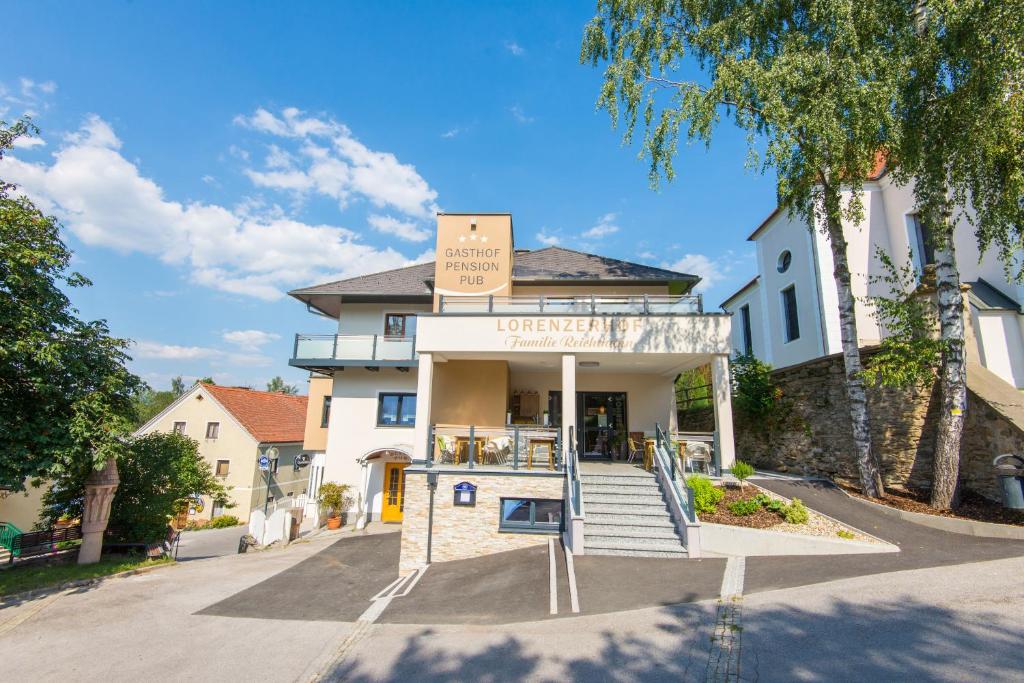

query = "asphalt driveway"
175;525;248;561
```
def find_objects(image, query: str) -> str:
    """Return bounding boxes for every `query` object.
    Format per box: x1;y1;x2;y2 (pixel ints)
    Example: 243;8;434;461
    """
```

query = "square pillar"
413;352;434;461
711;354;736;472
561;354;576;453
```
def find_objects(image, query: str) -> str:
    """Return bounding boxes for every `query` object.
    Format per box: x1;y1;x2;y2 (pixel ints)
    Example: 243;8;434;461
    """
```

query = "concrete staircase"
581;468;688;558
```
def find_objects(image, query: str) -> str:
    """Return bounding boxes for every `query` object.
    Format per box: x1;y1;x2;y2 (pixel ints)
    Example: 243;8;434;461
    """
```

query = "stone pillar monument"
78;456;120;564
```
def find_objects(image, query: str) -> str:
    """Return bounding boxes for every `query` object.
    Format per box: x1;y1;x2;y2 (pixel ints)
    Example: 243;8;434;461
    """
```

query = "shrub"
732;460;755;484
318;482;353;517
836;529;856;540
208;515;241;529
687;476;724;515
730;354;777;418
784;498;810;524
727;498;762;516
754;493;786;514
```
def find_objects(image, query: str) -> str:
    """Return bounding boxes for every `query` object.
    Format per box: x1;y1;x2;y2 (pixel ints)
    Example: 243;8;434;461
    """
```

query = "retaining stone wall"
399;470;564;575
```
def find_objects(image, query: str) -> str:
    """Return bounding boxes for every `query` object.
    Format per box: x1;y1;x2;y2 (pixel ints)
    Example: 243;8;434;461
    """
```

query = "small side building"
136;383;309;523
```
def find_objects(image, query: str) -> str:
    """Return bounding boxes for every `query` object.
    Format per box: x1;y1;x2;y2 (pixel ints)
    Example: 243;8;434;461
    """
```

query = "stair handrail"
654;423;702;556
563;426;585;554
0;521;23;553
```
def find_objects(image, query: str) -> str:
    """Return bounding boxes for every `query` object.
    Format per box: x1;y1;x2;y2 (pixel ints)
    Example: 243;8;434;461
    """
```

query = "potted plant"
318;482;352;530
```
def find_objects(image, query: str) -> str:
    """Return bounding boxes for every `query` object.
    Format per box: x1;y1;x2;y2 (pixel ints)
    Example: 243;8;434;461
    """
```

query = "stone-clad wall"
399;470;564;575
733;350;1019;500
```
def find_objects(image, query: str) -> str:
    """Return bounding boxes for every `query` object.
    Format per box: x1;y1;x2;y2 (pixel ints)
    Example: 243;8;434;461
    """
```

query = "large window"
739;304;753;356
377;393;417;427
205;422;220;439
320;396;332;428
499;498;563;533
215;460;230;477
909;214;936;268
781;286;800;342
384;313;416;337
172;421;186;435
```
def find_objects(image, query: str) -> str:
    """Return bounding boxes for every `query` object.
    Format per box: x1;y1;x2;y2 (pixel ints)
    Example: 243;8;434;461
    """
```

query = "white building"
722;164;1024;389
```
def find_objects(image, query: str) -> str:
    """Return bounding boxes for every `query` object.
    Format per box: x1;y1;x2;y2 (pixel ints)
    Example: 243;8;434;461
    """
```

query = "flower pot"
326;515;342;530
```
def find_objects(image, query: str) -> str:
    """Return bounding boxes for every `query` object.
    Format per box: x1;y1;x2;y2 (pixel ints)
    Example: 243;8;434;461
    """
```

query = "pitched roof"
968;279;1021;312
720;275;760;309
202;384;307;443
512;246;697;282
290;261;436;298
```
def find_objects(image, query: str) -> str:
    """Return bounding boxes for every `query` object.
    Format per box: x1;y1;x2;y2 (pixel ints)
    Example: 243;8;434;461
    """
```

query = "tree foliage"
730;354;777;419
266;376;298;394
0;118;145;491
860;250;947;389
41;432;231;542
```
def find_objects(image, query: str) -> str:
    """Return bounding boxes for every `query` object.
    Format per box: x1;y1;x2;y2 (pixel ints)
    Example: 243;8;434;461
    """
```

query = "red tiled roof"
202;384;307;443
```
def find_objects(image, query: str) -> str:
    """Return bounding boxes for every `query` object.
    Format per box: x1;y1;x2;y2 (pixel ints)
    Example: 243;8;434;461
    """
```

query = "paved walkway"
175;525;248;561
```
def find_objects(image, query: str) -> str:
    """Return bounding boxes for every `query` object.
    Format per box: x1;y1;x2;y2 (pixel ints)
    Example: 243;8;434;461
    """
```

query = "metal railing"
655;423;699;525
0;521;23;555
427;424;562;471
438;294;703;315
292;334;417;361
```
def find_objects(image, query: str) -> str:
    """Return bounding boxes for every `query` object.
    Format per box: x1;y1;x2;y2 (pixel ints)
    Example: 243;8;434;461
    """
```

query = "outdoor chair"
435;434;457;465
627;437;642;464
483;436;512;466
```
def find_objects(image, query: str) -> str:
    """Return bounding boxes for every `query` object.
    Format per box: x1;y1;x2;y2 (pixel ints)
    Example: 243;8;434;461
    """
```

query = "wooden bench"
8;525;83;563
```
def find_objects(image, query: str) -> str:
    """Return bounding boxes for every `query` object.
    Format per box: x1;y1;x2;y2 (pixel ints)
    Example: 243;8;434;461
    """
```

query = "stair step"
584;513;679;529
584;527;682;542
583;482;663;495
582;474;657;486
583;492;666;506
585;540;688;557
585;503;672;516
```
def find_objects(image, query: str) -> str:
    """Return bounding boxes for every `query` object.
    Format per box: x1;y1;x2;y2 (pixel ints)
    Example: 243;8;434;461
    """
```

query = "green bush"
727;498;762;516
836;529;855;540
732;460;755;483
784;498;810;524
754;493;786;513
208;515;241;529
687;476;724;514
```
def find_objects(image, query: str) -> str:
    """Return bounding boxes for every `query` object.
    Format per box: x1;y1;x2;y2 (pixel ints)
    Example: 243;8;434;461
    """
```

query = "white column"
561;354;576;453
412;353;434;462
711;354;736;472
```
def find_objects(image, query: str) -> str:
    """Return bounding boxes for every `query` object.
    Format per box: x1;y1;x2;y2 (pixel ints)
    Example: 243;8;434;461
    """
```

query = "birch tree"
581;0;897;496
891;0;1024;509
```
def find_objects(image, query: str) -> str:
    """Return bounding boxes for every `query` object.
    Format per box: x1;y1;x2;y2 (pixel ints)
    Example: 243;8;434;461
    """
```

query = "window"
499;498;563;532
384;313;416;337
172;421;186;435
909;214;936;267
781;286;800;342
270;458;279;475
215;460;229;477
320;396;332;428
205;422;220;439
377;393;417;427
777;250;792;273
739;305;753;356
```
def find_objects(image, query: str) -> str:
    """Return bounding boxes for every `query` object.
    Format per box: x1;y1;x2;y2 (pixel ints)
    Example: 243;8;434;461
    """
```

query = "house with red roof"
136;382;310;523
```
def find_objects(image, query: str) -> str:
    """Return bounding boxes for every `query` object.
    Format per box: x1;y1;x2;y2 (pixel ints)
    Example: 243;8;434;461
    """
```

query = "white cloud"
504;40;525;56
665;253;729;293
233;107;439;221
535;230;561;246
581;213;619;239
222;329;280;351
2;115;422;300
510;105;535;124
11;135;45;149
21;78;57;97
368;214;432;242
1;77;57;118
133;341;220;360
441;127;461;139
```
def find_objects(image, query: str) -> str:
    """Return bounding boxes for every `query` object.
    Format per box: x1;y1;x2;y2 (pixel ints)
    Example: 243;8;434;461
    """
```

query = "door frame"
381;461;408;523
576;391;629;459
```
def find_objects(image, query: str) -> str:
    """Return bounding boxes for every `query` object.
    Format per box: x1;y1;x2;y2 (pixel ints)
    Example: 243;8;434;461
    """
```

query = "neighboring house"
136;383;309;523
722;160;1024;389
299;373;332;522
289;213;735;573
0;484;47;531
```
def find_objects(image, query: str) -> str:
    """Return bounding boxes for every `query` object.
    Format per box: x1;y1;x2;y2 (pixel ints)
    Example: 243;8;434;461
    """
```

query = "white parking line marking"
563;542;581;613
548;538;558;616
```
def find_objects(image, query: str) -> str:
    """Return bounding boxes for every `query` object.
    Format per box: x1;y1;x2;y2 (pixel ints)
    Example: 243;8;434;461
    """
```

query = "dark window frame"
205;421;220;439
498;498;564;533
384;313;417;338
781;285;800;343
739;304;753;356
320;396;332;428
172;421;186;435
777;250;792;273
376;393;417;427
215;459;230;477
910;214;936;267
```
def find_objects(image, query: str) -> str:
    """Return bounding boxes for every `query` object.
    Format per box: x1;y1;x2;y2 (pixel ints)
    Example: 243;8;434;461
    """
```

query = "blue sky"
2;1;776;393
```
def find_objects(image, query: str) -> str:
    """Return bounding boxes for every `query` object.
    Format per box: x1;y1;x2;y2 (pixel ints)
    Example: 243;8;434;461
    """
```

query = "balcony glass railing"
428;424;563;471
438;294;702;315
292;334;417;361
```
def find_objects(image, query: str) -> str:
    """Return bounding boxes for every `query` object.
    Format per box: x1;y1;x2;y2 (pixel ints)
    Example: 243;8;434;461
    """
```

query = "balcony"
437;294;703;315
289;334;417;373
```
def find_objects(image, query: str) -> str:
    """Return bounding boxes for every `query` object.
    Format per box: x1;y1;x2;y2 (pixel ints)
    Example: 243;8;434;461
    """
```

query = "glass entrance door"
577;392;627;459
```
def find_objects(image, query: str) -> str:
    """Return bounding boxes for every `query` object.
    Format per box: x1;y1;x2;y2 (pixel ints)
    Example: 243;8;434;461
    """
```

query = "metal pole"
426;481;435;564
468;425;475;469
513;426;520;470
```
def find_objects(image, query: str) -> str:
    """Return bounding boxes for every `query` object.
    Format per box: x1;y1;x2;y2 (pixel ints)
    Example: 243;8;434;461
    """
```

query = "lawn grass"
0;555;174;596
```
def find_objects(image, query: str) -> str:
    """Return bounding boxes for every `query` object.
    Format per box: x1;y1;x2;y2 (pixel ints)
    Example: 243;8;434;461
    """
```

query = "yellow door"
381;462;408;523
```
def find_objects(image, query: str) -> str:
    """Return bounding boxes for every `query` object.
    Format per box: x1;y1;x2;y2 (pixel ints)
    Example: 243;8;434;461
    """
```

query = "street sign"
258;455;270;471
294;453;311;468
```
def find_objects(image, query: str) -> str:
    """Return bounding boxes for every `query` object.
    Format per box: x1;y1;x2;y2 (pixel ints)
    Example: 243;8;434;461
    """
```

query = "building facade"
290;213;735;574
722;165;1024;389
136;383;310;523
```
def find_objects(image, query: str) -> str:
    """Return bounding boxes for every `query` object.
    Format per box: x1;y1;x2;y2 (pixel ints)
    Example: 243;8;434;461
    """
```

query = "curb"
750;482;895;546
0;559;177;605
838;489;1024;540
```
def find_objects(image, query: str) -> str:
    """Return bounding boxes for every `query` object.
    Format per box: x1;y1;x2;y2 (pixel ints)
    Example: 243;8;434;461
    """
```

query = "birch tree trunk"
929;227;966;509
820;183;885;498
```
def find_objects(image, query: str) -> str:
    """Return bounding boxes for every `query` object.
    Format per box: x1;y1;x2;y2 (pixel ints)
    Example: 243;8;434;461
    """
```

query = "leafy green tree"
195;376;215;386
581;0;903;496
170;376;186;396
266;376;298;394
0;118;144;491
730;354;777;419
41;432;231;541
132;388;179;428
887;0;1024;509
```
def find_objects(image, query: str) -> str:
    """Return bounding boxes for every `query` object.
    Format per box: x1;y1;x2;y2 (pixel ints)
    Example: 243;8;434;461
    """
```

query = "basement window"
499;498;563;533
